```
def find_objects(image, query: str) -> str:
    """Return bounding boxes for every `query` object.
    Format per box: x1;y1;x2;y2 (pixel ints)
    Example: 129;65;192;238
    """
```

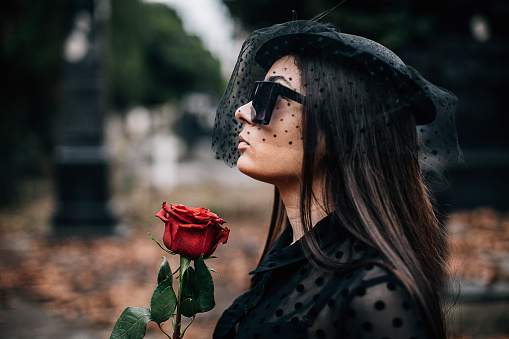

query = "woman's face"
235;55;305;187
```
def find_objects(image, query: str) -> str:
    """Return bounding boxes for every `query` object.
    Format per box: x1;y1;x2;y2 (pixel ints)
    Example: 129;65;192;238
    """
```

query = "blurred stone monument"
52;0;116;236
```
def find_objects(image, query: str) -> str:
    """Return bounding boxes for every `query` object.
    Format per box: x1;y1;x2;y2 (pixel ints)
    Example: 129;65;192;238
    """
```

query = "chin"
237;155;271;184
238;154;299;187
237;155;259;179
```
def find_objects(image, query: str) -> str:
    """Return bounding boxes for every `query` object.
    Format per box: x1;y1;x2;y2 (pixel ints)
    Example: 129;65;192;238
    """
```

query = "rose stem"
173;262;184;339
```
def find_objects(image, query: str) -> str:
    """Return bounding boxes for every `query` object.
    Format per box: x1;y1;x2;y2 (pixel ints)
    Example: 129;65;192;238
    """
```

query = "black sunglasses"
250;81;306;125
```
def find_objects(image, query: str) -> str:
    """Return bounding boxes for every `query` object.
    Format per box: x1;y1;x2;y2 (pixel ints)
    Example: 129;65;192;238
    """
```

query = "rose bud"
155;202;229;260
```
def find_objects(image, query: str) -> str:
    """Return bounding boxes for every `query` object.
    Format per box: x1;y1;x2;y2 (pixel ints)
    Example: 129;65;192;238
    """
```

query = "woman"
212;19;461;339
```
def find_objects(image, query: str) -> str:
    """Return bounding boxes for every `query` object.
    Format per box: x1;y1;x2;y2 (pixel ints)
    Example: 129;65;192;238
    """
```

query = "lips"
238;134;250;150
239;134;249;144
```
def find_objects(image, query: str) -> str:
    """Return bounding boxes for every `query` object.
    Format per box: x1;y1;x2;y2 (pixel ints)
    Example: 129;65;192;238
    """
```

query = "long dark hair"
256;53;448;338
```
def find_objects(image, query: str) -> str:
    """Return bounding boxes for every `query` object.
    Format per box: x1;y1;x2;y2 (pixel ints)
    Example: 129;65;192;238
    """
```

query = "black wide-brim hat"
212;20;462;169
255;30;436;125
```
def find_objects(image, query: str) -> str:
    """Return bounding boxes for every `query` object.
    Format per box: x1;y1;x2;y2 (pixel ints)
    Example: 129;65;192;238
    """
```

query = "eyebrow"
267;75;293;88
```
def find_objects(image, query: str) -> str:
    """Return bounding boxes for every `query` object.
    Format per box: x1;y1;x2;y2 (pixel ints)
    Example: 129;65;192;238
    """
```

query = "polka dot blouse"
213;215;429;338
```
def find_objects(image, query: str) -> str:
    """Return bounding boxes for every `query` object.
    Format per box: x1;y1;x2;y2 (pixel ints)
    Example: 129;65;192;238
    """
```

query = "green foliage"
179;256;191;277
194;255;215;313
222;0;509;49
222;0;434;49
110;307;151;339
150;278;177;324
180;256;214;316
109;0;225;109
1;0;225;207
110;255;218;338
180;298;202;318
157;256;172;285
182;267;200;299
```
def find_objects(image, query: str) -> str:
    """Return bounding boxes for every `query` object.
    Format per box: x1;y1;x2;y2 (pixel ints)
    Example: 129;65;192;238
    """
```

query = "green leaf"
109;307;151;339
182;267;200;299
157;256;172;285
181;298;202;318
150;278;177;325
180;256;191;276
194;255;215;312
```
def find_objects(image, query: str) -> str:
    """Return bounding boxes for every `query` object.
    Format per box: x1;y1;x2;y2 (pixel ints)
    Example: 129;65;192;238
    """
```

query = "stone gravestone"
52;0;116;236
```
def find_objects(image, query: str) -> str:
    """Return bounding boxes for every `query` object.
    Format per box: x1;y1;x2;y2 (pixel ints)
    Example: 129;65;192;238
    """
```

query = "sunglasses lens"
251;82;279;125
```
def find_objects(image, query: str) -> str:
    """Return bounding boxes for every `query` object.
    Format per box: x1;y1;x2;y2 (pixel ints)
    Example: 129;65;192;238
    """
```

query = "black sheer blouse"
213;215;429;339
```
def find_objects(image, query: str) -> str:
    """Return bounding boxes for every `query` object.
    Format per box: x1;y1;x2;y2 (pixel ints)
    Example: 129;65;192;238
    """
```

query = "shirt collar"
250;213;347;275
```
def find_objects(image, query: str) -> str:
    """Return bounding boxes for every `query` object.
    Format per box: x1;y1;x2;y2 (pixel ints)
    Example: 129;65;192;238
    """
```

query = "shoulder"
337;263;417;316
308;263;429;338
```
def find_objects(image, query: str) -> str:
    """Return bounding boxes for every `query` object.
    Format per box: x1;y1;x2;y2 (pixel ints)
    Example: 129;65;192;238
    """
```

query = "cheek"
251;103;303;147
246;126;301;147
238;118;304;183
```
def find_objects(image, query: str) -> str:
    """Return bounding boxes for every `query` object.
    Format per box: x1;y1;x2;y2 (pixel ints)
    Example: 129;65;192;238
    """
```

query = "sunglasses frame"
250;81;306;125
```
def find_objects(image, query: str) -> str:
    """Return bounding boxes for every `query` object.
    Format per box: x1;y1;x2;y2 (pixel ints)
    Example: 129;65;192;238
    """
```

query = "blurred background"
0;0;508;338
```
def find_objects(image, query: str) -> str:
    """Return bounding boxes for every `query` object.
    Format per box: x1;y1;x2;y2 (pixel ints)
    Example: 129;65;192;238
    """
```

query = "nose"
235;102;255;126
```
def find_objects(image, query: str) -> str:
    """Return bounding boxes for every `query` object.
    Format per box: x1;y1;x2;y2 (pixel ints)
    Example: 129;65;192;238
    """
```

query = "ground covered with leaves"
0;179;508;338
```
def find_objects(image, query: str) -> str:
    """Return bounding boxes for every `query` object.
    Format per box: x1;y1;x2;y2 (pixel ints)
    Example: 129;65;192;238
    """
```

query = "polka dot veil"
212;20;462;170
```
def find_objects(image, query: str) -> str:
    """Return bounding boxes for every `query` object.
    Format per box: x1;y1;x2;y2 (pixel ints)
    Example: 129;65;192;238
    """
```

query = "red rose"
155;202;229;260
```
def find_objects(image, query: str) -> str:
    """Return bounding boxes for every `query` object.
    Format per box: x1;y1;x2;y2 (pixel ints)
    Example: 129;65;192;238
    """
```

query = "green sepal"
194;255;215;312
208;266;220;277
109;306;151;339
180;298;202;318
148;232;176;255
157;256;172;285
150;278;177;325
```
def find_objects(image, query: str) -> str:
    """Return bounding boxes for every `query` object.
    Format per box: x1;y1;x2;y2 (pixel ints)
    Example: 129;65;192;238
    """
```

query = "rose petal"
202;224;230;258
162;220;172;250
155;208;168;222
157;202;229;259
171;224;206;260
166;204;198;224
